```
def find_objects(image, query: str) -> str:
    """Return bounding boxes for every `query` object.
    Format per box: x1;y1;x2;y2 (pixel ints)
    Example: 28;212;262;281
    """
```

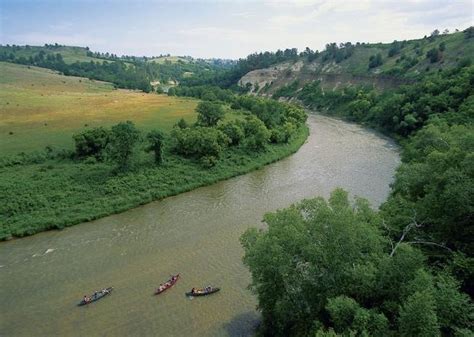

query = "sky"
0;0;472;59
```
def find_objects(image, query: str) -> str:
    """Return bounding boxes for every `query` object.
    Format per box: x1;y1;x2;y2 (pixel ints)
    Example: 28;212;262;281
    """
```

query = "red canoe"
155;274;180;295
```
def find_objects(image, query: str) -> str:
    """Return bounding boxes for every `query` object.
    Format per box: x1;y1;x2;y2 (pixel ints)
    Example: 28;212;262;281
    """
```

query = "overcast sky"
0;0;472;59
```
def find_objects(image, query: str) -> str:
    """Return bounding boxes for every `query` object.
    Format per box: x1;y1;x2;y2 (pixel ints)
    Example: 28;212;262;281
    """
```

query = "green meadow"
0;62;198;154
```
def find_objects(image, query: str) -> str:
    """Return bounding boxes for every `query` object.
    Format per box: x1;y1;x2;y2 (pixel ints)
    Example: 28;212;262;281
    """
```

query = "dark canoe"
186;287;220;297
78;287;113;306
155;274;180;295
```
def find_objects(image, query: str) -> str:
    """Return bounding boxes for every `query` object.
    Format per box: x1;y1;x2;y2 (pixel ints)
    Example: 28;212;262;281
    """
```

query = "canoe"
155;274;180;295
186;287;220;297
78;287;113;306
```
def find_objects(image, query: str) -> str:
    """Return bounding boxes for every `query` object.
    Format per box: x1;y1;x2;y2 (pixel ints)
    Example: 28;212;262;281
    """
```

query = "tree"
426;48;441;63
439;42;446;52
242;116;270;150
399;291;440;337
73;127;110;160
171;126;229;159
146;130;165;164
108;121;140;170
175;118;188;129
368;53;383;69
240;189;386;336
196;101;225;126
218;120;244;146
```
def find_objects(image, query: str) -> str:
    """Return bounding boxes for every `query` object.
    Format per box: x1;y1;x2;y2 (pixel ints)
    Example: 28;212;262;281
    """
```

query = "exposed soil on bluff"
239;60;412;96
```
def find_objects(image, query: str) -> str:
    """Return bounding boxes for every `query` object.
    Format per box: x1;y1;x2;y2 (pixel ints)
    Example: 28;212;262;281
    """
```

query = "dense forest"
234;32;474;337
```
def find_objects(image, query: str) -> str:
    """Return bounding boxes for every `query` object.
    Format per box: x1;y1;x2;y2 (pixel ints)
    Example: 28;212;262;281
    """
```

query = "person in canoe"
83;295;91;303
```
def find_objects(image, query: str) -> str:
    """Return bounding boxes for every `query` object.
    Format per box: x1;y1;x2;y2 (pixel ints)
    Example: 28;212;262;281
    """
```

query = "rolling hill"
0;62;197;154
239;28;474;95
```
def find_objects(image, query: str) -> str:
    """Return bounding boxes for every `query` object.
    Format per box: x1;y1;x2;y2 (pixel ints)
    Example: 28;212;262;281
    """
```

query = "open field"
0;62;198;154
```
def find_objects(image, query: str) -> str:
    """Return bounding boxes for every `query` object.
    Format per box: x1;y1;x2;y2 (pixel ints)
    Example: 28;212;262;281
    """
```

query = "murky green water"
0;115;399;337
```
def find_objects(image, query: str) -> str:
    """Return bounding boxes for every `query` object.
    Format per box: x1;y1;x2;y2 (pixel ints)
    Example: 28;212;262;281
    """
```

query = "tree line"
240;59;473;336
0;46;224;92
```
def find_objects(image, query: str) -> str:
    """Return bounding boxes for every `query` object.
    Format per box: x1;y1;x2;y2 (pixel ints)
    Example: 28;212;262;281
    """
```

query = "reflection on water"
0;115;399;337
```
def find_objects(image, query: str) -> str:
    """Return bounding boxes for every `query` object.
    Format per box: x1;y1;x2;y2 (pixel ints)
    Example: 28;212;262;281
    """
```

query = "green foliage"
146;130;165;164
298;65;474;137
0;123;309;240
382;122;474;256
242;116;270;150
270;122;297;143
427;47;442;63
326;296;388;336
272;80;299;99
241;189;386;336
218;120;245;146
175;118;189;129
171;126;229;159
108;121;141;170
0;45;226;92
241;189;473;336
388;40;405;57
73;127;110;160
368;53;383;69
195;101;225;126
398;290;440;337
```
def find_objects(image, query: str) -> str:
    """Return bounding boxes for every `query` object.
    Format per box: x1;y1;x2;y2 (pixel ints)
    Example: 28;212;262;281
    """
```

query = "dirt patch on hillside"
239;61;412;95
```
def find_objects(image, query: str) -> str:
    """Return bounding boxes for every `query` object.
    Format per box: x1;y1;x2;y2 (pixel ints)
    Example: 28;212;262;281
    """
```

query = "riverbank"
0;124;309;240
0;115;400;337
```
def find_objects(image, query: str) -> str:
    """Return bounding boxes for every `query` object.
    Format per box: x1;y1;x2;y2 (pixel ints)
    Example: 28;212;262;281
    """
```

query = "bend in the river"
0;114;400;337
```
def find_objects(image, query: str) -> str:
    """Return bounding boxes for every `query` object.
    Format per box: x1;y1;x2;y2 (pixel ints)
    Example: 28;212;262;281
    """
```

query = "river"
0;115;400;337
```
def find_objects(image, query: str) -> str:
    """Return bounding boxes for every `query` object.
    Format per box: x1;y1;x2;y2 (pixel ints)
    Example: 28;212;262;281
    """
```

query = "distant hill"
0;61;198;154
238;28;474;94
0;44;105;64
0;44;229;92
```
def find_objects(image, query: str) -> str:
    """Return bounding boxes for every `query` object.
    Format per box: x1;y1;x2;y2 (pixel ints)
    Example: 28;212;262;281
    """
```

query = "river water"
0;115;399;337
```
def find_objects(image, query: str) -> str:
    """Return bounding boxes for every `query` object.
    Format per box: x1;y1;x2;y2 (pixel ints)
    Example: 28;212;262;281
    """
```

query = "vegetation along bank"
0;78;308;240
235;28;473;337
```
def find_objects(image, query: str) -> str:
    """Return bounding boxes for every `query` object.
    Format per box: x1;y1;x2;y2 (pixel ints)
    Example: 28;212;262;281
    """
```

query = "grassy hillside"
147;55;192;64
0;62;198;154
0;45;105;64
239;29;474;94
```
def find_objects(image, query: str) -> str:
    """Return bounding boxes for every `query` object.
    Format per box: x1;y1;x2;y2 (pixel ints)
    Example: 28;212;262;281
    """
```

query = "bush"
196;101;225;126
73;127;110;160
171;126;229;159
218;120;244;146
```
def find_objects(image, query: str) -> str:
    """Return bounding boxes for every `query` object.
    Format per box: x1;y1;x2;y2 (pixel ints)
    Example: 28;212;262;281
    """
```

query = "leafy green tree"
240;189;386;336
368;53;383;68
381;123;474;257
175;118;189;129
73;127;110;160
439;42;446;52
427;48;441;63
218;120;244;146
108;121;141;170
196;101;225;126
242;116;270;150
171;126;229;159
398;290;440;337
270;122;296;143
146;130;165;164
